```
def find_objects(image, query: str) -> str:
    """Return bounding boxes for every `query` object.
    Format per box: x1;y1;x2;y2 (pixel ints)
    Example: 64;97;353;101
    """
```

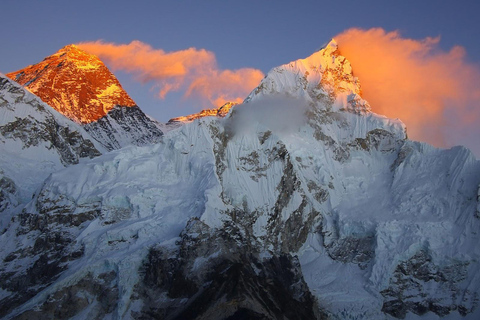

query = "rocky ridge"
168;102;236;124
83;105;164;151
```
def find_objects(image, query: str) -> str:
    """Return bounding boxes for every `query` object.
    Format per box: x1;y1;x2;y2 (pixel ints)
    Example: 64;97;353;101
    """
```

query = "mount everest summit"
0;40;479;320
6;44;163;151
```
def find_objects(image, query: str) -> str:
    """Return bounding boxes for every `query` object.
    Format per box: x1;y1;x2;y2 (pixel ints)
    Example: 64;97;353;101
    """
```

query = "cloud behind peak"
77;40;264;108
335;28;480;156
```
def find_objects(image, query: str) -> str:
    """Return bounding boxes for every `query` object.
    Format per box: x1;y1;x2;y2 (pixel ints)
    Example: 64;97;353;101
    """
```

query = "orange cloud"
335;28;480;155
185;68;264;107
77;40;264;107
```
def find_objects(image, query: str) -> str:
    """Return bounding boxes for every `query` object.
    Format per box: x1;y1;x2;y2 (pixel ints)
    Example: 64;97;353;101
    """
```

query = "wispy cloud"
77;40;264;108
228;94;309;136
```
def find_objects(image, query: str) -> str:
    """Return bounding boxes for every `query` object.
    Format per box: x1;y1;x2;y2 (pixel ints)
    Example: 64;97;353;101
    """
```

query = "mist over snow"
226;94;310;136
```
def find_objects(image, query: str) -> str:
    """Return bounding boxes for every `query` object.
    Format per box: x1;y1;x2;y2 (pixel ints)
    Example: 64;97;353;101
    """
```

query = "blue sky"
1;0;479;155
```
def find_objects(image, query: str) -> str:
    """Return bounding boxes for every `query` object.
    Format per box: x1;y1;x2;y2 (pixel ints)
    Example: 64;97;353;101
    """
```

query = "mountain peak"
324;38;338;51
58;43;81;53
6;45;136;123
57;43;95;56
60;43;79;50
246;38;369;114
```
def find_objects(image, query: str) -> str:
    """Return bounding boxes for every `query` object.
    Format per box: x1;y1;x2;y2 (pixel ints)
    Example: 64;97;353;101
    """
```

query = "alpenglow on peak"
6;44;136;124
246;38;370;114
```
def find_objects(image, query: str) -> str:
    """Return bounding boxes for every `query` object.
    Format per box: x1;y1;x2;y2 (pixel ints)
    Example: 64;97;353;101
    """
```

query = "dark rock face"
324;235;375;270
318;219;375;270
0;222;77;317
84;105;163;151
1;116;101;165
381;250;477;318
267;147;321;253
0;250;68;317
0;175;18;212
134;219;324;320
13;271;118;320
350;129;400;153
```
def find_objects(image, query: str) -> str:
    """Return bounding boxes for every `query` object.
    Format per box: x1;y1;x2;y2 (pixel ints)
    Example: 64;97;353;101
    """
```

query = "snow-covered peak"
246;39;370;114
6;44;136;123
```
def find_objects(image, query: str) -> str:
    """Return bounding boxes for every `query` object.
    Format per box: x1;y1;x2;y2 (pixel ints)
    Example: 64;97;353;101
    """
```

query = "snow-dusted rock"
84;105;164;151
0;75;103;218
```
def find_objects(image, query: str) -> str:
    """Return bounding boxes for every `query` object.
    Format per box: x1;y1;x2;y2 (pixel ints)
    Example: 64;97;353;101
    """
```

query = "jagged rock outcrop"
381;250;476;318
0;175;18;213
134;218;323;320
11;271;118;320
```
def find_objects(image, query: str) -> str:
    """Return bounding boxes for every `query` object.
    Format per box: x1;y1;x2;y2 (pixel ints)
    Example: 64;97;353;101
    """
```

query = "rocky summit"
7;44;136;124
0;40;479;320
